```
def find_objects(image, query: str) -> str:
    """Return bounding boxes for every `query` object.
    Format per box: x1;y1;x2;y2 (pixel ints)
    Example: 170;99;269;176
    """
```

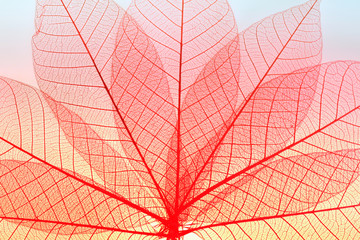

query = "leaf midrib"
0;216;166;237
174;0;186;220
178;0;321;212
181;104;360;211
20;0;170;225
0;134;166;224
178;202;360;237
58;0;172;215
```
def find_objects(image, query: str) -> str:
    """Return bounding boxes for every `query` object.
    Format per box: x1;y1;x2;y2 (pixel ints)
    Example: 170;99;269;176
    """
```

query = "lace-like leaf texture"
1;0;360;239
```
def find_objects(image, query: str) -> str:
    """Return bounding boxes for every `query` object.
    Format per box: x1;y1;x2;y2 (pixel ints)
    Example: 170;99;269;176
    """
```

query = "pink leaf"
238;0;322;97
110;12;177;210
175;35;240;206
33;0;171;217
127;0;238;96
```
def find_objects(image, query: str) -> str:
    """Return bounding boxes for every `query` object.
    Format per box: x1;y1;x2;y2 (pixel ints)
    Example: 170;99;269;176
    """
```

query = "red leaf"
172;35;241;210
0;77;163;237
238;0;322;97
180;61;360;237
32;0;170;223
0;160;154;235
190;149;360;225
127;0;238;94
1;0;360;239
110;12;177;211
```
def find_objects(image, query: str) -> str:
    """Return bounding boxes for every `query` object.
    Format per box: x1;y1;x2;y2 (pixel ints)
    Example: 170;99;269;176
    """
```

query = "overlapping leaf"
1;0;360;239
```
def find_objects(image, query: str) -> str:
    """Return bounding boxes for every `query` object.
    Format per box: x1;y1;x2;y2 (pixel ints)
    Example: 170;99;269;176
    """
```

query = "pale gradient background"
0;0;360;87
0;0;359;239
